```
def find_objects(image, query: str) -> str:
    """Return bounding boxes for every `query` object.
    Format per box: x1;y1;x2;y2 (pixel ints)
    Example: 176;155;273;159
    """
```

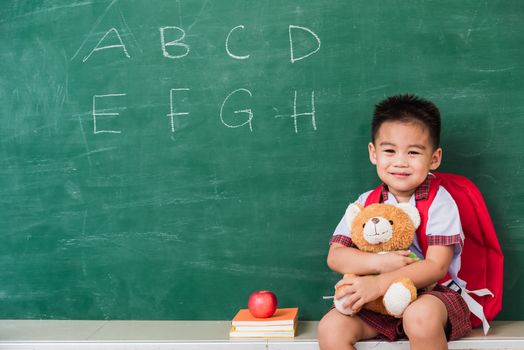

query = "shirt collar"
381;173;435;202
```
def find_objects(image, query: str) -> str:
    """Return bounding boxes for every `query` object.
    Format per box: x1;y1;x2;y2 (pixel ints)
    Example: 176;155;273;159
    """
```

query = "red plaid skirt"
357;284;472;341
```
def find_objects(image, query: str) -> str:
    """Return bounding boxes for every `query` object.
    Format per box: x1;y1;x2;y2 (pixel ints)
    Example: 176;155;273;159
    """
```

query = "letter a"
289;25;321;63
83;28;130;62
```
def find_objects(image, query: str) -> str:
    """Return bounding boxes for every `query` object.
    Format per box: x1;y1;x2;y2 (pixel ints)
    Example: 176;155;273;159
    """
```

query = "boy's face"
368;120;442;202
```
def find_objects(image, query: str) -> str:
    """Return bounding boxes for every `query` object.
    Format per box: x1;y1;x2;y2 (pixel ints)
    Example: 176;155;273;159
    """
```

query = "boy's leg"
318;308;378;350
402;294;448;350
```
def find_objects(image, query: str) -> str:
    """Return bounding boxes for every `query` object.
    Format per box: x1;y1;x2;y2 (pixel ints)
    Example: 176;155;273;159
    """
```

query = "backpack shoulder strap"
415;175;442;256
364;185;383;206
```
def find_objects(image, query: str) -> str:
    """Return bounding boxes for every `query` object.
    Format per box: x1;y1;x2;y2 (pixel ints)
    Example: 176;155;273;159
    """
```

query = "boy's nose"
393;154;409;166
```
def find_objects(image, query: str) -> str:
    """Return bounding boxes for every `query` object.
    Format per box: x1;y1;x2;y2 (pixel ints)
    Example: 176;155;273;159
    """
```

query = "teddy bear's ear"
395;203;421;229
345;203;363;228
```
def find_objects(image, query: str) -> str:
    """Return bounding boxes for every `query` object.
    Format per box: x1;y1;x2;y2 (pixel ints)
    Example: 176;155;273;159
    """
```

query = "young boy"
318;95;472;350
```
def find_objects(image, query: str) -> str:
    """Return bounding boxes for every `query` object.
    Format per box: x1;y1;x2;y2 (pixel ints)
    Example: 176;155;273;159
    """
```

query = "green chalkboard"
1;0;523;321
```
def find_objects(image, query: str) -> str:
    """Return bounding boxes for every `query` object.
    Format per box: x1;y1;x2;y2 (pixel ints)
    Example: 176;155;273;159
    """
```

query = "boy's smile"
368;120;442;202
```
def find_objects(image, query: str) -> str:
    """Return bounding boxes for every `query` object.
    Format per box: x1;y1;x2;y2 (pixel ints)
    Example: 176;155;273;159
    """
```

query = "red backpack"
365;173;503;334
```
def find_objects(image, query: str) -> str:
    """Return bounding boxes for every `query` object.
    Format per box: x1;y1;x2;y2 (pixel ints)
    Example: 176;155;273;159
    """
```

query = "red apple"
248;290;278;318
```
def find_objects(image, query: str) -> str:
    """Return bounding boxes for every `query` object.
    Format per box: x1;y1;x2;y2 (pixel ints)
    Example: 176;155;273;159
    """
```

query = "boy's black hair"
372;94;441;149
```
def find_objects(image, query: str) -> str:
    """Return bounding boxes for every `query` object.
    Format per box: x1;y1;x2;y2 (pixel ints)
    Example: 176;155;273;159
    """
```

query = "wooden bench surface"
0;320;523;349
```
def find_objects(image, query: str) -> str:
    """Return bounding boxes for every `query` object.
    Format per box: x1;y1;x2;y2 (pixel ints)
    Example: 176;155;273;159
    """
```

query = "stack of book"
229;307;299;338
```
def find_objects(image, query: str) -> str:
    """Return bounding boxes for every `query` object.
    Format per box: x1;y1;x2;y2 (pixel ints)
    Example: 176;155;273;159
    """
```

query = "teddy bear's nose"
371;217;380;224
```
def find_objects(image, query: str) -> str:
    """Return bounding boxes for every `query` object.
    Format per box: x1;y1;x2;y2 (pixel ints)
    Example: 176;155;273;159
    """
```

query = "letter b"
160;26;190;59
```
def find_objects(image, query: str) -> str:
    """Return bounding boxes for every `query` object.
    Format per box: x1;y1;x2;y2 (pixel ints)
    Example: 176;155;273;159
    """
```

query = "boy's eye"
408;151;420;155
384;149;395;154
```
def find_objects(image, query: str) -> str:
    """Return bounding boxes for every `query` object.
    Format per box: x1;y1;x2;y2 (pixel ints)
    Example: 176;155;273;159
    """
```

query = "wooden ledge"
0;320;522;349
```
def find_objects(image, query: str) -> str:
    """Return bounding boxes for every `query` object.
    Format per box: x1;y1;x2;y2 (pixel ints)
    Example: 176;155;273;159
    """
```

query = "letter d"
289;25;321;63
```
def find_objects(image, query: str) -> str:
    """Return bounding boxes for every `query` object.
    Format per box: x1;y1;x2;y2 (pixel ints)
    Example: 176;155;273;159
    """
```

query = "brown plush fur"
341;203;419;317
350;204;415;253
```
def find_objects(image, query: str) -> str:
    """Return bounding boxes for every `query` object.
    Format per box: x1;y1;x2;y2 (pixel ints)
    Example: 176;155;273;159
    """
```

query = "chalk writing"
291;90;316;133
90;89;318;135
167;88;191;133
83;28;130;62
274;91;317;133
79;24;321;135
79;25;319;63
159;26;190;59
92;93;126;134
226;25;250;60
220;88;254;132
289;25;321;63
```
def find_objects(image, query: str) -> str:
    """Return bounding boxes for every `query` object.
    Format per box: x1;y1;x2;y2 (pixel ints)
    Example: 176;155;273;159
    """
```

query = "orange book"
231;307;299;326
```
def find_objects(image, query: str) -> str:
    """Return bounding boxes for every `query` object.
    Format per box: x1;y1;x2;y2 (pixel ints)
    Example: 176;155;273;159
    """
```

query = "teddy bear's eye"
362;223;366;228
389;220;394;225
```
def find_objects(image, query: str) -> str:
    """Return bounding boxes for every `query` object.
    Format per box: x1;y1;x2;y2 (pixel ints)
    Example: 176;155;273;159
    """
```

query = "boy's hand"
374;250;418;274
334;275;384;313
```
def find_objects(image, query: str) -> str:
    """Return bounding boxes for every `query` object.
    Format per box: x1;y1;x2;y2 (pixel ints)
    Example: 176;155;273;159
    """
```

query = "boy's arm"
336;245;453;312
328;243;380;275
377;244;453;290
327;242;417;275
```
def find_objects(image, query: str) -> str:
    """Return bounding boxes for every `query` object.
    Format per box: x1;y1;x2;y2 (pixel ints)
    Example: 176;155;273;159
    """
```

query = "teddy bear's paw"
334;295;355;316
383;282;413;317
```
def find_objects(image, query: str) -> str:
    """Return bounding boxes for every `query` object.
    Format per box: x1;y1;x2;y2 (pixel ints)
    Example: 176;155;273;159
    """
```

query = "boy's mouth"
390;172;410;177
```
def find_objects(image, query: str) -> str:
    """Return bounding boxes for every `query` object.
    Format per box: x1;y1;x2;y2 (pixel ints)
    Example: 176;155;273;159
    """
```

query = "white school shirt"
331;185;466;288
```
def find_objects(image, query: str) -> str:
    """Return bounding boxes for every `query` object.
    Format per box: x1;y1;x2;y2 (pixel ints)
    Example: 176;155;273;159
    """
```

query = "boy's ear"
368;142;377;165
430;147;442;170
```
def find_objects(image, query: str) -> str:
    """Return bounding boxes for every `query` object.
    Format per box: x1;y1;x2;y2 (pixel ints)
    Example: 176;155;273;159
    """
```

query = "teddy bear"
334;202;421;318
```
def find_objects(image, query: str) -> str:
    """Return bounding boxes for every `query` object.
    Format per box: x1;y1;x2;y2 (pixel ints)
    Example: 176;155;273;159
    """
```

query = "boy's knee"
317;311;361;349
403;298;447;338
318;316;339;349
317;315;331;340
